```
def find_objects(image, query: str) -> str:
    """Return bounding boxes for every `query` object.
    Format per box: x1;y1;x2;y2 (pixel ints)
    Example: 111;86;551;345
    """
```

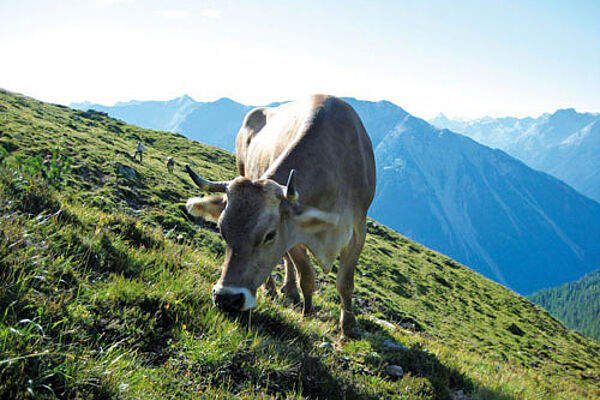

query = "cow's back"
236;95;375;217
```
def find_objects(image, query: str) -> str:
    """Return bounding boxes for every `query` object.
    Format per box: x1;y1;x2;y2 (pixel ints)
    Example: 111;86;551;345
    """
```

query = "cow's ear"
292;206;340;232
186;195;227;220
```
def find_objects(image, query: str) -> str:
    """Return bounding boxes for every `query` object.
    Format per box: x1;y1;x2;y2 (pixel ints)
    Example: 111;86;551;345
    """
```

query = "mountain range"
72;96;252;152
372;114;600;294
71;96;600;294
430;110;600;202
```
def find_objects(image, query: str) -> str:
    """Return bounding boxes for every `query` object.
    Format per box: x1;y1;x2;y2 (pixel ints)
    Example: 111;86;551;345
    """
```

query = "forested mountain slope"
529;270;600;341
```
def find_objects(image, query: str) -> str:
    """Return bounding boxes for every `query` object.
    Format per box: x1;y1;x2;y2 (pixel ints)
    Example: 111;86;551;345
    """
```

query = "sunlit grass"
1;88;599;399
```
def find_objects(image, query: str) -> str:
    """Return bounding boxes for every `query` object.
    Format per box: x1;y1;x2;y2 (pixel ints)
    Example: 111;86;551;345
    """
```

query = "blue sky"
1;0;598;118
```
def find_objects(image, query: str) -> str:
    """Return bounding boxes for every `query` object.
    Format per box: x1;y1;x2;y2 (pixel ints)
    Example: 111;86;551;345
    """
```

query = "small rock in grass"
452;389;468;400
339;356;351;370
370;316;395;330
114;162;138;180
383;339;409;351
400;322;416;330
385;365;404;378
318;342;334;350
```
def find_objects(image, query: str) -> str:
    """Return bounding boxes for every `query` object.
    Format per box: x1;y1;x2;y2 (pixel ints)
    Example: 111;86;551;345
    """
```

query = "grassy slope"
1;88;599;399
528;270;600;342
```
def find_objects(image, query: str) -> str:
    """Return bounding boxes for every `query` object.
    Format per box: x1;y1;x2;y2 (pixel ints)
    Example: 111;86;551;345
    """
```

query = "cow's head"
185;165;338;312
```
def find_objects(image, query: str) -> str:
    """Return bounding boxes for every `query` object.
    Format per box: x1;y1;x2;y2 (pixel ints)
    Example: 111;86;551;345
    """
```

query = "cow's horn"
285;169;299;201
185;165;229;193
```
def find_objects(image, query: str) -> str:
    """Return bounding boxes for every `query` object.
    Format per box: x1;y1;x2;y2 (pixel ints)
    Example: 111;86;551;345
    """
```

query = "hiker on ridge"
166;156;175;173
133;141;144;162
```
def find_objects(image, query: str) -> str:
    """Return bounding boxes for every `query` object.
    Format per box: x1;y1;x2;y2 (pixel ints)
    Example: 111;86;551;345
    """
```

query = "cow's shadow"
355;319;489;399
357;319;516;400
216;305;517;400
218;307;380;400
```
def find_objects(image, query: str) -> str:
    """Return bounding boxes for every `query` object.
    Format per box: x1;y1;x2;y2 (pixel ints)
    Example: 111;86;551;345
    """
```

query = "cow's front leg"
288;246;315;315
263;275;277;298
337;225;366;339
281;254;301;305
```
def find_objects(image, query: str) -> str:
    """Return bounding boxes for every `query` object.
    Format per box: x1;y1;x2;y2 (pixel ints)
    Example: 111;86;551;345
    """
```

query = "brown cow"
185;95;375;338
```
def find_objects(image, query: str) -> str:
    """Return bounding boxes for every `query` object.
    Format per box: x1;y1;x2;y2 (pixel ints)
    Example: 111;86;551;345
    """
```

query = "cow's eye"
263;230;277;244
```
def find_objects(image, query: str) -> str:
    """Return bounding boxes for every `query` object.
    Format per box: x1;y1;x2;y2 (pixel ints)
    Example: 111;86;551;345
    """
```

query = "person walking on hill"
133;141;144;162
166;156;175;173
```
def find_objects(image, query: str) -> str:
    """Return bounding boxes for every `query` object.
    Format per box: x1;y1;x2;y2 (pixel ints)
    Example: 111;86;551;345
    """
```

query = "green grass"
1;88;599;399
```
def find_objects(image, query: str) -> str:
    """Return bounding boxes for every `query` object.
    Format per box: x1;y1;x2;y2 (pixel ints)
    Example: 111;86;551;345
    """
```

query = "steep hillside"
372;114;600;294
430;110;600;202
528;270;600;341
3;89;599;399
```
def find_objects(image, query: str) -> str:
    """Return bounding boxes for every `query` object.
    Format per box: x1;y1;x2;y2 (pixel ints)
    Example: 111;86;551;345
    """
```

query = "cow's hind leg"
337;223;366;339
281;254;301;305
288;245;315;315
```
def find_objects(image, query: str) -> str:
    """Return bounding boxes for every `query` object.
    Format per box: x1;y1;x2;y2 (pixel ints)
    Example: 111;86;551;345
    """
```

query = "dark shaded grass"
214;308;381;400
358;318;476;400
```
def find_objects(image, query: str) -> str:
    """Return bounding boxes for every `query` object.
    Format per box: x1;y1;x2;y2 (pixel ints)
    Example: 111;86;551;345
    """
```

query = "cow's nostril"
214;292;245;312
230;293;244;310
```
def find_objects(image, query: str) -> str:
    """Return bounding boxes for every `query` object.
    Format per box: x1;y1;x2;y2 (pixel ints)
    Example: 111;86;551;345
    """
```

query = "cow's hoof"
285;297;302;308
340;327;361;341
263;288;277;299
263;279;277;299
302;303;313;316
281;286;302;306
340;310;360;339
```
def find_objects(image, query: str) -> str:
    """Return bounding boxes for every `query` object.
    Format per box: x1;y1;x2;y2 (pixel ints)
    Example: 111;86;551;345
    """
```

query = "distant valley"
430;110;600;202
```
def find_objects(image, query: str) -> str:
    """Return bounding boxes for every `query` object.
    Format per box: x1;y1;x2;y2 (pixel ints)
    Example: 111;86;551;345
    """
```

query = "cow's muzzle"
211;284;256;312
213;292;244;312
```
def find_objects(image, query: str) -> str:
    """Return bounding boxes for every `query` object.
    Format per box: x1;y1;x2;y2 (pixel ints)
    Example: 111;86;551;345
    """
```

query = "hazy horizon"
1;0;599;119
65;91;599;122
